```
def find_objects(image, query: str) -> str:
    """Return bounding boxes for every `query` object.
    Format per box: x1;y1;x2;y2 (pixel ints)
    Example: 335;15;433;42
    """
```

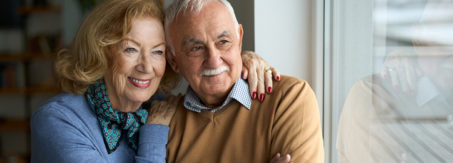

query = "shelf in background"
0;155;29;163
27;86;60;95
0;53;52;62
0;152;29;163
18;6;61;15
0;86;59;96
0;119;29;131
0;87;25;95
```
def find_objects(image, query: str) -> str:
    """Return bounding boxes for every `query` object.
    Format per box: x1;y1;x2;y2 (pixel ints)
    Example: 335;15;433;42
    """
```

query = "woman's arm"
137;95;180;163
31;106;109;163
136;124;169;163
31;98;174;163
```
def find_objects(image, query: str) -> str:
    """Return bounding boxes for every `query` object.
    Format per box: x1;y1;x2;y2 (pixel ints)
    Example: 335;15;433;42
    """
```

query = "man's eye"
192;46;203;51
153;50;164;55
124;48;137;53
219;40;229;45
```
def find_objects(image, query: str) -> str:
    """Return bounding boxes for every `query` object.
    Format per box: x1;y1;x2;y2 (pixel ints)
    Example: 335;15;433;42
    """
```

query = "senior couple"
31;0;324;162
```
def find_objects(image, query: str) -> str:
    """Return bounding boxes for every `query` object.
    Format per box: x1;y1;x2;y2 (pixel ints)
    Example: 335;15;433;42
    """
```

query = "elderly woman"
31;0;282;162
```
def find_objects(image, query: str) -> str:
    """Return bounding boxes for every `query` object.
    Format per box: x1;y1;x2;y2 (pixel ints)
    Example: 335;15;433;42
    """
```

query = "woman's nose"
137;53;153;73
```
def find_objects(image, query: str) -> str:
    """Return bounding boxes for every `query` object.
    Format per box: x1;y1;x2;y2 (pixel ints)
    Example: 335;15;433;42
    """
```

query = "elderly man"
164;0;324;162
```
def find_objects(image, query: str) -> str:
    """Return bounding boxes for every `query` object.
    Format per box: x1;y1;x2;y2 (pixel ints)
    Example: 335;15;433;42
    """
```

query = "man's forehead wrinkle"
218;31;231;38
184;38;204;46
181;30;231;46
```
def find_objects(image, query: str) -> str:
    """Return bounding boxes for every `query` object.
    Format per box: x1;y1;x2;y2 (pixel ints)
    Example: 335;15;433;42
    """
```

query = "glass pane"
335;0;453;163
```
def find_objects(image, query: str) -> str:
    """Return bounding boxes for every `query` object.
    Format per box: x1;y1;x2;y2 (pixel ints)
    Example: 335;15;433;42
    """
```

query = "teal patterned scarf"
85;79;148;154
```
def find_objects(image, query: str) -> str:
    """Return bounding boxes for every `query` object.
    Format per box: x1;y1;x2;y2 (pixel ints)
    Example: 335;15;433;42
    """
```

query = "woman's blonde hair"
55;0;178;94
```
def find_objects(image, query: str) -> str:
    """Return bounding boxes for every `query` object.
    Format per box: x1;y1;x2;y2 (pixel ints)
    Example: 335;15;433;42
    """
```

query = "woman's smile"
128;77;152;88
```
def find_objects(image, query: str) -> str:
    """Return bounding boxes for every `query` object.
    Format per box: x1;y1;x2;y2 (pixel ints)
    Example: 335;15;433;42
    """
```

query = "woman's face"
105;16;166;112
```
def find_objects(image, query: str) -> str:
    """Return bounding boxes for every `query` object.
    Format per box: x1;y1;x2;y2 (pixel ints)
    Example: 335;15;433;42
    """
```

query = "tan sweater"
166;75;324;163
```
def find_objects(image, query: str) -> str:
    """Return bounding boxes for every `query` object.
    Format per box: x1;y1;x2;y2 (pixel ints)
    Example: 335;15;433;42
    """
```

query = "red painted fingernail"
276;76;280;81
242;72;246;79
268;86;272;93
260;93;265;102
252;92;257;99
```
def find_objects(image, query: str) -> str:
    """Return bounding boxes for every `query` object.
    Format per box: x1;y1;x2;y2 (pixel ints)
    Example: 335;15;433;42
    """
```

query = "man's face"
166;1;243;105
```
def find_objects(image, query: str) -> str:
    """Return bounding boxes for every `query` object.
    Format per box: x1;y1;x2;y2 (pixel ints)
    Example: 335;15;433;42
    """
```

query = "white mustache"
201;66;229;76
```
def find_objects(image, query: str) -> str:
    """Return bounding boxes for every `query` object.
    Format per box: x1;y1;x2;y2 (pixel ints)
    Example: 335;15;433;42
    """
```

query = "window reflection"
337;0;453;162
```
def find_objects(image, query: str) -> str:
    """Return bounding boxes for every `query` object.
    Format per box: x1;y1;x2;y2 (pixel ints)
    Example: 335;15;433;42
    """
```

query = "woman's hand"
146;95;181;126
241;50;280;102
271;153;291;163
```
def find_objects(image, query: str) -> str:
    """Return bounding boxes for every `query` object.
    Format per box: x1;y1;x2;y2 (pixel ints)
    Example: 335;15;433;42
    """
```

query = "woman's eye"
124;48;137;53
153;50;164;55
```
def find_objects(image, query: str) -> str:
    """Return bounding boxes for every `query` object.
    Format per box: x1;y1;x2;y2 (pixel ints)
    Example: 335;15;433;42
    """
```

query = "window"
324;0;453;162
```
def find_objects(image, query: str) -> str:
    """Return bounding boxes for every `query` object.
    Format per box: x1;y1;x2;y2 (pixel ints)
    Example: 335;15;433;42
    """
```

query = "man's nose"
204;47;223;68
137;53;153;73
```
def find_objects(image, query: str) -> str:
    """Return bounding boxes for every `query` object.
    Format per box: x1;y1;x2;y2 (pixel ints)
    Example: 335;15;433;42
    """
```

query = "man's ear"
238;24;244;50
166;47;179;72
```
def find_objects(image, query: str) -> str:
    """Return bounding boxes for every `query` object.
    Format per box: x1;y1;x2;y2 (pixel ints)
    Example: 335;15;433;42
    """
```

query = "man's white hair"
165;0;239;29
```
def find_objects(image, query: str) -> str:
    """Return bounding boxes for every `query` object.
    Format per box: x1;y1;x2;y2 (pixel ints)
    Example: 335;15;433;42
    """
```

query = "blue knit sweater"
31;93;168;163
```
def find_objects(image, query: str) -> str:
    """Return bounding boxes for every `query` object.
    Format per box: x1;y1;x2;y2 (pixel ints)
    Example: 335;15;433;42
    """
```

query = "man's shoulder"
269;75;318;114
273;75;312;96
250;74;317;112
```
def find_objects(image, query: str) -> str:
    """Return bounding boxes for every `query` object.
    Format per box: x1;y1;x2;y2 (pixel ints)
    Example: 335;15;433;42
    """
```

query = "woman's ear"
166;48;179;72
